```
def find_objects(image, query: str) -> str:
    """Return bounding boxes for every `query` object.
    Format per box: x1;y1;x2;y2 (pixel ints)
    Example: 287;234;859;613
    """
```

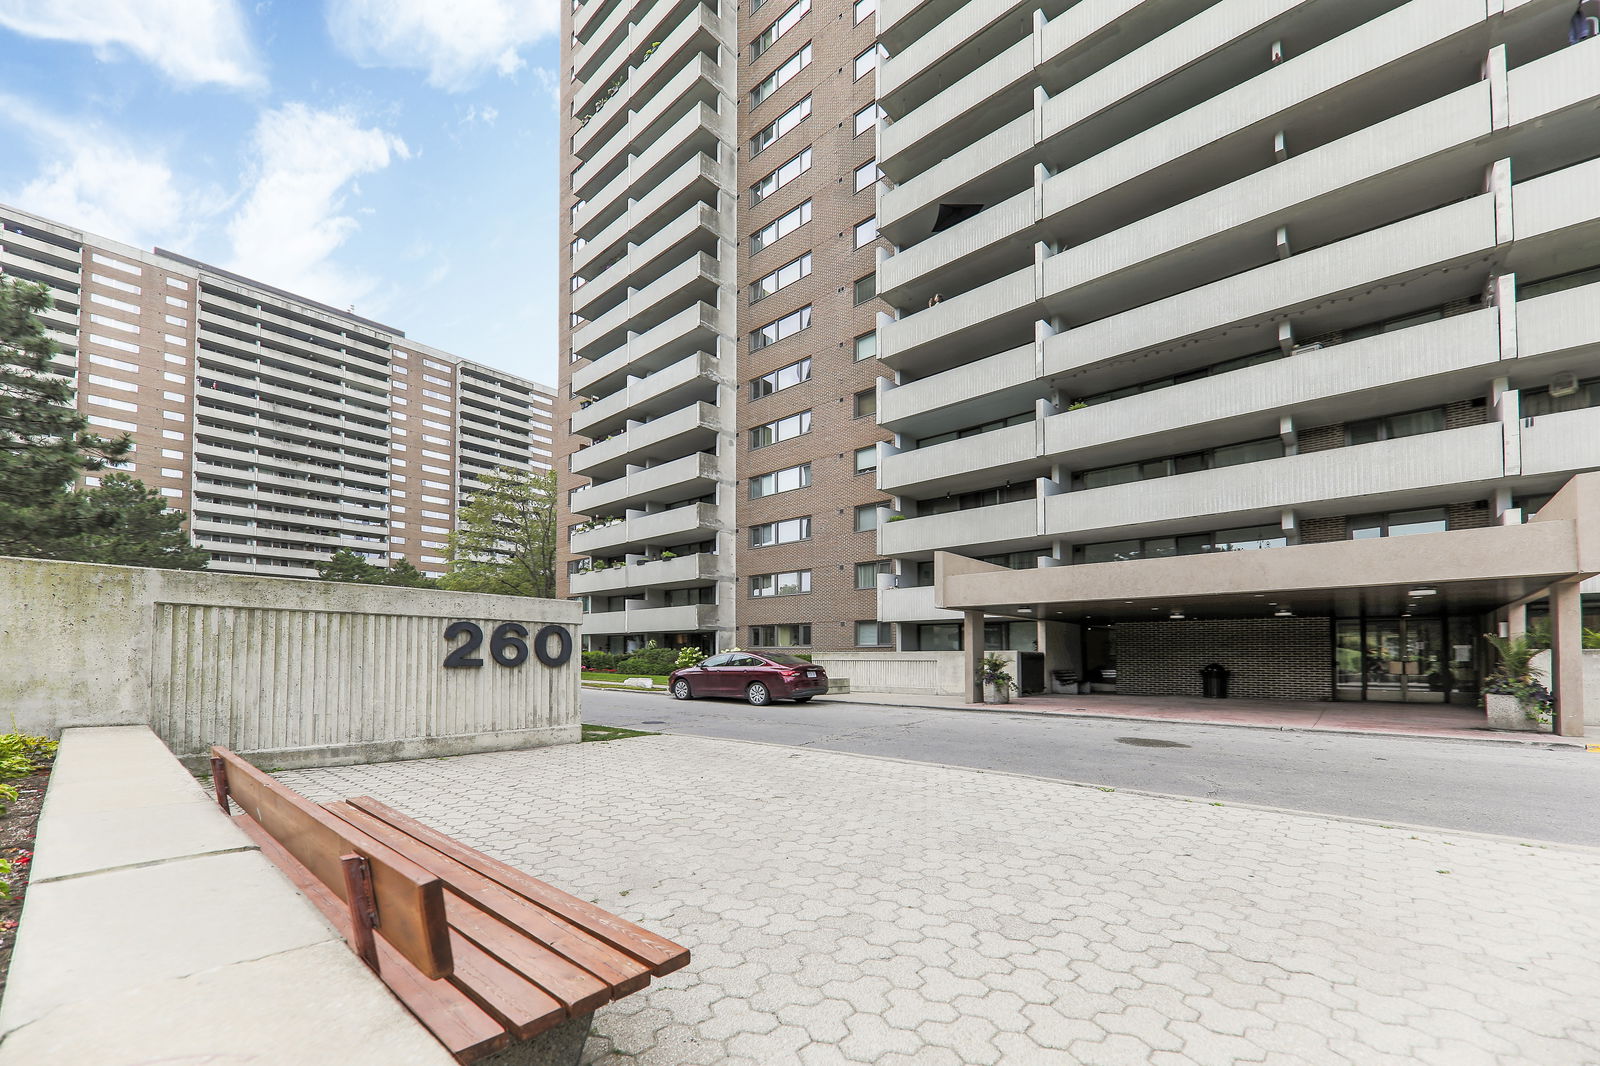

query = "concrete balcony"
879;35;1032;176
576;99;722;212
573;151;725;273
878;498;1039;557
196;347;385;408
880;264;1036;373
879;113;1033;235
573;0;630;83
1517;280;1600;363
3;251;80;287
879;421;1040;497
1;229;81;271
570;400;720;479
1521;406;1600;479
1043;194;1499;380
879;343;1039;436
1042;308;1501;469
572;350;719;437
570;551;721;595
571;451;719;516
574;0;625;40
574;202;723;319
572;251;719;360
570;301;723;397
879;189;1033;302
877;584;962;624
581;602;717;637
572;501;722;556
574;55;724;204
878;0;1028;106
1044;423;1506;542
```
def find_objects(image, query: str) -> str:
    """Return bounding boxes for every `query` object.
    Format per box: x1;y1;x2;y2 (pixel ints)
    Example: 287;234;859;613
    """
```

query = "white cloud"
326;0;559;90
226;103;408;309
0;94;204;248
0;0;265;90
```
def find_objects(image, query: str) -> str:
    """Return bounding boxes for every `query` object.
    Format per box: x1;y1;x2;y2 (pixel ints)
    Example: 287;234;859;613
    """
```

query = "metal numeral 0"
489;623;529;667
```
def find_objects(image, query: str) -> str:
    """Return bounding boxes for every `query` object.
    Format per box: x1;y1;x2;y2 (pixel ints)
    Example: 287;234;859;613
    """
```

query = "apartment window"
855;620;891;646
854;445;877;473
854;160;881;193
752;0;809;59
1346;407;1446;446
855;561;887;589
751;253;813;302
751;43;812;108
750;570;811;597
854;217;879;248
751;357;812;398
750;305;812;351
751;95;811;155
750;516;812;546
752;147;812;204
750;462;811;498
750;410;812;448
854;389;876;418
854;0;876;23
1523;375;1600;416
853;273;876;305
752;200;812;252
1349;508;1449;540
854;103;884;136
1081;436;1284;489
854;331;877;361
854;503;880;531
854;44;883;80
915;411;1031;449
749;624;811;647
1079;524;1288;564
916;483;1034;516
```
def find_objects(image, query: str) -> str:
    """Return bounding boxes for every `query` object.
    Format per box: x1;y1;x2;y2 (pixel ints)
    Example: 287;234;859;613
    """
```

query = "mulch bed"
0;765;51;1002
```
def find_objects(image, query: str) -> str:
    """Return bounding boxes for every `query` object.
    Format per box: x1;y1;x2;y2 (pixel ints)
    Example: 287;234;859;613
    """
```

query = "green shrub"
0;732;56;817
617;642;678;676
582;650;620;671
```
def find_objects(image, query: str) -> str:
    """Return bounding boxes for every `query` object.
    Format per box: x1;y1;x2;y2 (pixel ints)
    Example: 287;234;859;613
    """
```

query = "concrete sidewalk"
818;690;1587;747
281;735;1600;1066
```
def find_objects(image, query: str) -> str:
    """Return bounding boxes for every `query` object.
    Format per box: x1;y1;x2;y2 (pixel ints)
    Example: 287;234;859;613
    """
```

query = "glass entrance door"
1335;617;1461;703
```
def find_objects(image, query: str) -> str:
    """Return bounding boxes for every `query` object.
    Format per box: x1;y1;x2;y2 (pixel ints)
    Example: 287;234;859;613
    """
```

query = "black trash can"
1200;663;1230;699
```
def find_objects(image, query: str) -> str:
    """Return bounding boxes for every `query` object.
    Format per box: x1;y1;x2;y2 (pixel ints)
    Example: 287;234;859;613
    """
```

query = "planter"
982;682;1011;705
1484;692;1550;732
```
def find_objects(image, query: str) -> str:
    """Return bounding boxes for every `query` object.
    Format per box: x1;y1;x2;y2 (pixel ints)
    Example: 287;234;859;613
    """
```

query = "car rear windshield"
763;654;812;666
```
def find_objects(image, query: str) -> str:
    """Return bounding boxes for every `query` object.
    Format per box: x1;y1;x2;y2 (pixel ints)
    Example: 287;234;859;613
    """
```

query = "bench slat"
326;801;653;996
444;893;612;1016
346;795;690;975
213;747;453;979
447;932;569;1040
232;814;508;1064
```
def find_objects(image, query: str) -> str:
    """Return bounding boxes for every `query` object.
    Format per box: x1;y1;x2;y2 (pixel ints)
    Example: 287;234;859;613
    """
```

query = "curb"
810;697;1589;751
619;732;1600;854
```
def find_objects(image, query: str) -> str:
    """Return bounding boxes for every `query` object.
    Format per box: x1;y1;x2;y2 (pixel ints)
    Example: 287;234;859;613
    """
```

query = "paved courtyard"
280;735;1600;1065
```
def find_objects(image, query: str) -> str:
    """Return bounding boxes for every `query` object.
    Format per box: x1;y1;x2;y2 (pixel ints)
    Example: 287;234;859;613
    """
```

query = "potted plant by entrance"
1482;633;1553;732
978;655;1013;705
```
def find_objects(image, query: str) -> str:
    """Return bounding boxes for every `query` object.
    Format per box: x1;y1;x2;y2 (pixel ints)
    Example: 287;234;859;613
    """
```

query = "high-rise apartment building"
0;203;554;579
559;0;891;654
872;0;1600;718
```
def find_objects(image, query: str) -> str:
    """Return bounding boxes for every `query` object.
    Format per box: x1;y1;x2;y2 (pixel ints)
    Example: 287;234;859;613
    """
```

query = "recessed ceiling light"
1274;608;1293;617
1408;587;1437;596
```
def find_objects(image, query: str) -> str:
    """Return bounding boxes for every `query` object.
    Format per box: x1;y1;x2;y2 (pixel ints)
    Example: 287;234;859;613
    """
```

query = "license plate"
805;670;818;678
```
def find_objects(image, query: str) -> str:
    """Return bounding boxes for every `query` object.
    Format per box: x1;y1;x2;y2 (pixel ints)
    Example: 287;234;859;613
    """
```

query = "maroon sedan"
669;652;828;705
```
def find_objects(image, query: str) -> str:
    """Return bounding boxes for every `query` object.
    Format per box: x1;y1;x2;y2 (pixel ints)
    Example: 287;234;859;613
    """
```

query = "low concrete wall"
0;726;457;1066
1;557;581;768
810;650;1020;697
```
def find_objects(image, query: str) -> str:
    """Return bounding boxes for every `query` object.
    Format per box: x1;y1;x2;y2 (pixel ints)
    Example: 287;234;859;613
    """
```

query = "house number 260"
442;622;573;669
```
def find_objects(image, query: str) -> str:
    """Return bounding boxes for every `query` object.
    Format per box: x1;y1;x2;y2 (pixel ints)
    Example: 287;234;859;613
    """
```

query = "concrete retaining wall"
0;725;457;1066
1;557;581;768
810;650;1020;696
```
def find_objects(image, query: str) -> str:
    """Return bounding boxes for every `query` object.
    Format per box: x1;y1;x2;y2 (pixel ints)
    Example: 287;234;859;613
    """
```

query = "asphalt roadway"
582;688;1600;846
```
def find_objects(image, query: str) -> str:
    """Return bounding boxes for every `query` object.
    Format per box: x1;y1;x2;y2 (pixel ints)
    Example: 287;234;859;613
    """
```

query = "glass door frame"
1334;614;1475;704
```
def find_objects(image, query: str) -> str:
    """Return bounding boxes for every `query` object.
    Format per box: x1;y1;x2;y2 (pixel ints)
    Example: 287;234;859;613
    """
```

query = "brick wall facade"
1117;618;1334;701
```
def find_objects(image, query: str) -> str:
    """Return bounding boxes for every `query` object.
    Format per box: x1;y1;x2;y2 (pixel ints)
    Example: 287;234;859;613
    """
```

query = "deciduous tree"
440;467;557;598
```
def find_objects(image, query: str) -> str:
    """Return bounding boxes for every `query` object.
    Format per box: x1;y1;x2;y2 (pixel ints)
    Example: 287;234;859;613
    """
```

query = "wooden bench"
209;746;689;1065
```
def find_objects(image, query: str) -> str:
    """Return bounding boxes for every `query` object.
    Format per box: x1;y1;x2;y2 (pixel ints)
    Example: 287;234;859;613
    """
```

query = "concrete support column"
963;610;985;703
1506;603;1527;639
1550;581;1585;737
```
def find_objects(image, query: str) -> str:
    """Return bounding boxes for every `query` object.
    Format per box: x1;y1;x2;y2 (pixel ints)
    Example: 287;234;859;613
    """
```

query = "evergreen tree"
316;547;387;583
0;278;129;556
58;474;209;569
440;467;557;598
381;558;435;588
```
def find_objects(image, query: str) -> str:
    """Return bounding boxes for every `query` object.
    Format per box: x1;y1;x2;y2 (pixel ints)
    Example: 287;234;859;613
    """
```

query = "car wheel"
793;696;812;703
671;679;693;700
746;682;771;706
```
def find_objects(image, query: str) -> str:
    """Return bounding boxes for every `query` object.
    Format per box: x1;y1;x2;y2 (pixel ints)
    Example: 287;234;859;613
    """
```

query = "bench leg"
475;1014;594;1066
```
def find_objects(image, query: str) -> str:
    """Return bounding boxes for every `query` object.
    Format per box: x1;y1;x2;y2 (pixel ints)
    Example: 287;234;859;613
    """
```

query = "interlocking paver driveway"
279;735;1600;1065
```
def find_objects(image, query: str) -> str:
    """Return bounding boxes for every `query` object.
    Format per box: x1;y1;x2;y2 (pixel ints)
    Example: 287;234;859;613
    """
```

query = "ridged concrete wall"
1;556;582;768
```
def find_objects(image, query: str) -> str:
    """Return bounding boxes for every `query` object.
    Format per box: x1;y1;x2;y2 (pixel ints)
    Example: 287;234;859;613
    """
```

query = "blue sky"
0;0;563;386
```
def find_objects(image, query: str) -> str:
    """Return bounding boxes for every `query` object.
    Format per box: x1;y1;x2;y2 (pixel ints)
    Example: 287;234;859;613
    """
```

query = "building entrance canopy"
932;474;1600;734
